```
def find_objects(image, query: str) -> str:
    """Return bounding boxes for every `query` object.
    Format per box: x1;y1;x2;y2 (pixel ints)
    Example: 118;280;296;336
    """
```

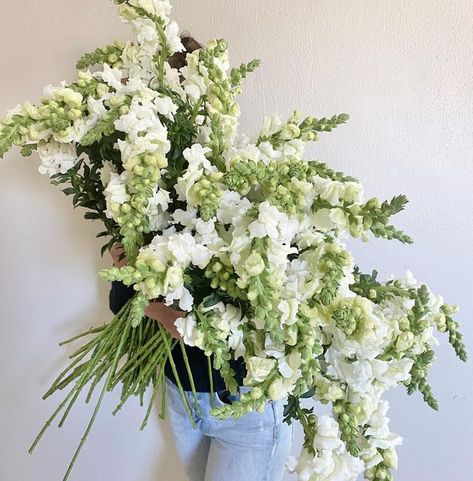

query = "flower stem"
61;309;132;481
159;325;197;429
179;340;201;416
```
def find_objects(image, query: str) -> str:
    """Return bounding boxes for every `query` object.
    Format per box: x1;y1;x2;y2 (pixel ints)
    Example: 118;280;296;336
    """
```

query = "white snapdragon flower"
248;202;297;241
183;143;213;170
277;298;300;326
216;190;251;224
37;141;78;176
175;144;213;203
326;349;375;393
128;0;172;19
99;161;116;187
371;358;414;389
165;20;185;54
312;176;359;206
258;113;284;138
278;138;305;158
97;64;123;91
288;447;364;481
174;314;204;348
115;97;160;139
258;140;282;163
155;95;178;120
104;171;130;220
245;357;276;384
146;187;170;231
314;416;344;451
268;351;302;400
365;401;403;450
165;283;194;311
167;232;211;268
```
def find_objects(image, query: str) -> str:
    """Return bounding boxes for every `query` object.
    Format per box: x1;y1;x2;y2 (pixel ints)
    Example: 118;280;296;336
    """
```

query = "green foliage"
51;133;123;256
283;394;318;455
350;267;412;303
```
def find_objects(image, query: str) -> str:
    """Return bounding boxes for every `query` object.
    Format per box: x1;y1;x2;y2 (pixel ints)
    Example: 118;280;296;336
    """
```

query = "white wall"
0;1;472;480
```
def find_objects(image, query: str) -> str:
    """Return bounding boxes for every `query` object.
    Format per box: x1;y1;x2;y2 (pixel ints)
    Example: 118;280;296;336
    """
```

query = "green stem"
160;325;197;429
59;325;107;346
208;355;215;410
61;311;132;481
159;368;167;421
179;340;201;416
140;366;162;430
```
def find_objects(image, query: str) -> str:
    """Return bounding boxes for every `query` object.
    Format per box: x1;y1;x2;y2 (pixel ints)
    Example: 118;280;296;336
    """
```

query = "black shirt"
109;280;246;392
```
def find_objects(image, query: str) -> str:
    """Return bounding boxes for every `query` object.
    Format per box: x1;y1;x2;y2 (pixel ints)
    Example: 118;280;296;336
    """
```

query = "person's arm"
108;243;184;339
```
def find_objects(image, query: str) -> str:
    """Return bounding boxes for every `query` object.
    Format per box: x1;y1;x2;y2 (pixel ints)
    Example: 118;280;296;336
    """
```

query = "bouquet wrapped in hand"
0;1;466;480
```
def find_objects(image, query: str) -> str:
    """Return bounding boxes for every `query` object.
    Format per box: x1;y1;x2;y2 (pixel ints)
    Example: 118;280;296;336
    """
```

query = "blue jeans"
165;377;293;481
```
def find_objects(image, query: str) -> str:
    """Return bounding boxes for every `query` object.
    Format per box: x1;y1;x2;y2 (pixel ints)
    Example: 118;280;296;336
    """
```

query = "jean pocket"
215;389;240;406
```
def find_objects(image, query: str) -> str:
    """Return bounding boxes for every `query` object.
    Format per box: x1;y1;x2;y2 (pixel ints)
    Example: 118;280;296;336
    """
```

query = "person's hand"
110;243;127;268
145;301;185;339
109;243;185;338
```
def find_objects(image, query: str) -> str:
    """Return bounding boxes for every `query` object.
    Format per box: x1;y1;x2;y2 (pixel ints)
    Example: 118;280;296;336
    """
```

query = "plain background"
0;1;472;480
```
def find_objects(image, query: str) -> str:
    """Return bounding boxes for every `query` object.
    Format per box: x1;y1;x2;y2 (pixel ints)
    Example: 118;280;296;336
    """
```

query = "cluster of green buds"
118;150;168;259
197;40;243;166
199;40;236;114
225;157;314;216
204;256;247;299
328;295;375;340
76;41;125;71
257;111;350;148
439;303;467;361
365;451;396;481
193;306;239;394
355;195;413;244
0;106;36;158
238;240;284;342
81;95;131;146
264;179;308;216
333;400;362;456
72;70;102;99
308;242;353;307
36;87;84;140
288;311;324;395
224;158;267;195
189;172;223;220
100;246;181;325
405;349;438;410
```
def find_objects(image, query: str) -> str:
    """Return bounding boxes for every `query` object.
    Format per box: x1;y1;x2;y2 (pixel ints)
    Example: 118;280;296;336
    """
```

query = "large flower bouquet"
0;1;466;481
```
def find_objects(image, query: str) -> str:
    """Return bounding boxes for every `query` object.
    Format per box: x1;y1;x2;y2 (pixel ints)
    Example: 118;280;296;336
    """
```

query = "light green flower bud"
280;123;300;140
62;89;83;107
383;449;398;469
250;387;263;399
96;83;109;97
118;4;138;20
156;154;168;169
396;331;414;351
244;252;265;277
